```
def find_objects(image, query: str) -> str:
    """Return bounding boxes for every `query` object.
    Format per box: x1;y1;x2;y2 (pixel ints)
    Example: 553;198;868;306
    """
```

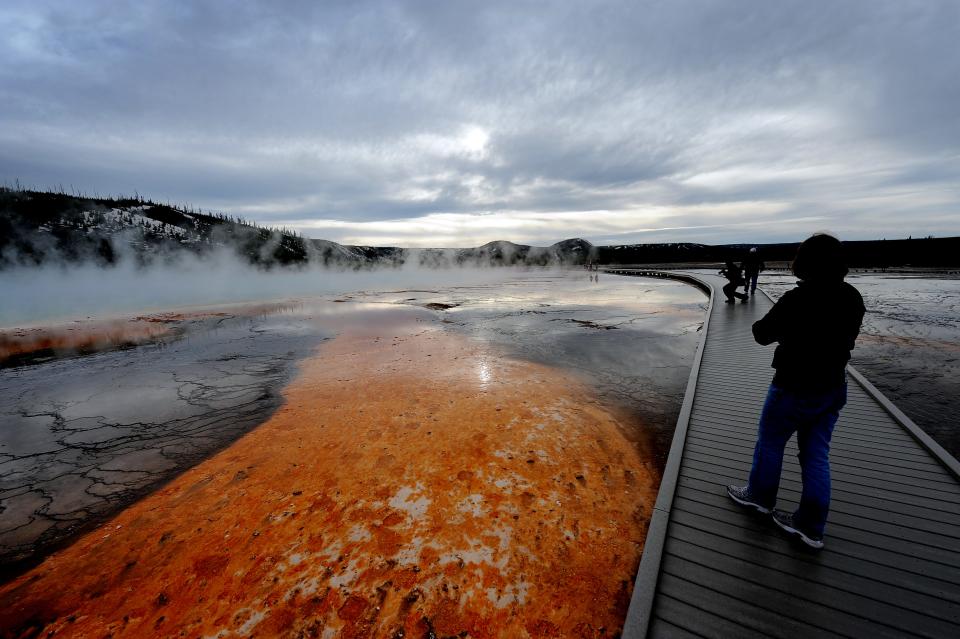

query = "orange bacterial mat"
0;319;658;638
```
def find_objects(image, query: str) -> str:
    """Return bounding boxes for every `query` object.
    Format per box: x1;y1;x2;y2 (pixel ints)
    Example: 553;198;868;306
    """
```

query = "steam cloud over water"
0;251;524;327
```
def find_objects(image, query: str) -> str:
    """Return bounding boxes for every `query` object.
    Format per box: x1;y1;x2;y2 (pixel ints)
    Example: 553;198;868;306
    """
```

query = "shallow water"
759;272;960;459
0;269;703;578
354;273;706;457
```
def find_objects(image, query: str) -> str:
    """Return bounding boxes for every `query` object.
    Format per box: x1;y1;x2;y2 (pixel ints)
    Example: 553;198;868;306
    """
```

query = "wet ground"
0;269;704;637
0;304;329;576
348;273;706;460
755;272;960;460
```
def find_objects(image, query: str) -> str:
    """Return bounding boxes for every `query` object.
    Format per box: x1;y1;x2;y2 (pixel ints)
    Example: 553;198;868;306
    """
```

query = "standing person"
742;247;764;296
726;234;865;549
719;260;748;303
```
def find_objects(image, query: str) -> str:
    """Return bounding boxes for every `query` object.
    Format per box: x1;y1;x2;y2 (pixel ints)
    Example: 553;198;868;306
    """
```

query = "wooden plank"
678;474;960;540
669;506;960;604
668;522;960;621
670;494;960;578
691;391;914;426
683;438;959;487
652;595;769;639
692;427;944;480
646;615;704;639
664;540;960;638
674;483;960;557
679;465;960;530
689;428;953;478
681;449;960;508
668;511;960;605
688;422;936;463
691;398;912;433
689;418;941;461
656;570;856;638
682;457;960;520
690;398;911;432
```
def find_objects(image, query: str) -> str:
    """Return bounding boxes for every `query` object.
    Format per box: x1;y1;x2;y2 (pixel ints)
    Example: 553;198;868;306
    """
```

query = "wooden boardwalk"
607;270;960;639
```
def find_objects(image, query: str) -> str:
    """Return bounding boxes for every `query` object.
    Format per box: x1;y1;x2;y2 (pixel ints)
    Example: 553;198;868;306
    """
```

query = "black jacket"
742;254;764;275
752;280;865;391
720;264;744;284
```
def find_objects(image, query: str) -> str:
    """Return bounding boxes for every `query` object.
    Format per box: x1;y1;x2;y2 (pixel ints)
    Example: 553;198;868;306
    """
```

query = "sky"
1;1;959;248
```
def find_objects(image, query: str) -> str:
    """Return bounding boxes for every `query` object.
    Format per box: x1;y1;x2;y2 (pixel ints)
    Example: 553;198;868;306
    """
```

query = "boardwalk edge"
845;365;960;480
613;270;714;639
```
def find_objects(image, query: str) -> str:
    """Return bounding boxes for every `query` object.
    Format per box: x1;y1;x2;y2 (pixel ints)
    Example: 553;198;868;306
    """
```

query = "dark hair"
792;233;848;282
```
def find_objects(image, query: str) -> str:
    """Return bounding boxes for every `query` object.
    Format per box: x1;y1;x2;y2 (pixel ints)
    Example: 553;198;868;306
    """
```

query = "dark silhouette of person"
742;247;764;296
719;260;748;303
727;233;865;549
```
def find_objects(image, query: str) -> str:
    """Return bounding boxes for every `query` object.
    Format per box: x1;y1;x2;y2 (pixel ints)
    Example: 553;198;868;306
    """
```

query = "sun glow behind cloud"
1;1;959;245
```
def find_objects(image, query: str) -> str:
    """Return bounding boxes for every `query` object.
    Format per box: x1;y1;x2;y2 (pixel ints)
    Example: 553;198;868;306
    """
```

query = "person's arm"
845;293;866;351
752;291;793;345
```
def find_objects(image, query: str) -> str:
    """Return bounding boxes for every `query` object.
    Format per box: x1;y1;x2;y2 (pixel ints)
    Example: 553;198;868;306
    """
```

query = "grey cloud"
1;0;958;244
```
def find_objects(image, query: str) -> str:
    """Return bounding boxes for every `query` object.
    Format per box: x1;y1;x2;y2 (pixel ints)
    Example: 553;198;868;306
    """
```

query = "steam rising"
1;250;532;327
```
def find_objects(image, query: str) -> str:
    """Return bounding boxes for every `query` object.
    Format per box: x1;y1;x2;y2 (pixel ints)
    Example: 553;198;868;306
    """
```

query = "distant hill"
2;188;958;269
0;189;599;269
0;189;377;269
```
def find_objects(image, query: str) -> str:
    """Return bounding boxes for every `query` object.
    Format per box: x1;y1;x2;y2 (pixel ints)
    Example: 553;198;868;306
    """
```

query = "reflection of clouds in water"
412;271;707;463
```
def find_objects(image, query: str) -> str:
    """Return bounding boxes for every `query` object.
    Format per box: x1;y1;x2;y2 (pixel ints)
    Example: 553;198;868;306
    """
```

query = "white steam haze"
2;1;960;246
0;251;523;327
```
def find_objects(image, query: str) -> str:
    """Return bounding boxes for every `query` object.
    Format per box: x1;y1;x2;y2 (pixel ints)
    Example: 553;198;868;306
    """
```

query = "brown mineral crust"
0;301;297;364
0;320;659;638
0;319;175;362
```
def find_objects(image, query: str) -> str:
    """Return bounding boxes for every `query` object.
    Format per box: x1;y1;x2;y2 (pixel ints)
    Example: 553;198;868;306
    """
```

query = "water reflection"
476;359;492;387
355;270;707;456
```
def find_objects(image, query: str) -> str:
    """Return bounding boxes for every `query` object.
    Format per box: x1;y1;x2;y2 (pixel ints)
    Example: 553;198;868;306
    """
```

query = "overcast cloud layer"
2;1;959;246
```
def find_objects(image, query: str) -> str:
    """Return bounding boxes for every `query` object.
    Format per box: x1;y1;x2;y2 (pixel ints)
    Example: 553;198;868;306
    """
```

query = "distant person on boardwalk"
727;234;865;549
742;247;764;296
719;260;748;303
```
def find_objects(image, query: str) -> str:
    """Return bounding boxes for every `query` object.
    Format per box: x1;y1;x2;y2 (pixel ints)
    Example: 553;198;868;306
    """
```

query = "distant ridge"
2;188;958;269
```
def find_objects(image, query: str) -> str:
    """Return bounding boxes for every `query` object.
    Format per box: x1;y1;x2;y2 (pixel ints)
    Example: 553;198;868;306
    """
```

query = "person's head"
792;233;847;282
726;259;736;268
750;247;757;254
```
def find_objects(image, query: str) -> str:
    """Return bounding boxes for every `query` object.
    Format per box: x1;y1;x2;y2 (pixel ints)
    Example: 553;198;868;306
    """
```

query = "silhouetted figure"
742;247;764;296
727;234;865;549
719;260;748;303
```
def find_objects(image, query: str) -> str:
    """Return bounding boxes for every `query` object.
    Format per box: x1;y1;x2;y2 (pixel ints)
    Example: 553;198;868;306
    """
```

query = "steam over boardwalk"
611;271;960;639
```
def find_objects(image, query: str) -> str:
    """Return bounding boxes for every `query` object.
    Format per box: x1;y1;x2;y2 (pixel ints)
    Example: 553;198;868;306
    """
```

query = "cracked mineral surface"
0;270;705;637
0;304;329;574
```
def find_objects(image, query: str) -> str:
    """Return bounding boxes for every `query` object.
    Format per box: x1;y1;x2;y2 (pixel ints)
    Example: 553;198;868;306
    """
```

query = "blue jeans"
747;383;847;537
744;273;759;294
